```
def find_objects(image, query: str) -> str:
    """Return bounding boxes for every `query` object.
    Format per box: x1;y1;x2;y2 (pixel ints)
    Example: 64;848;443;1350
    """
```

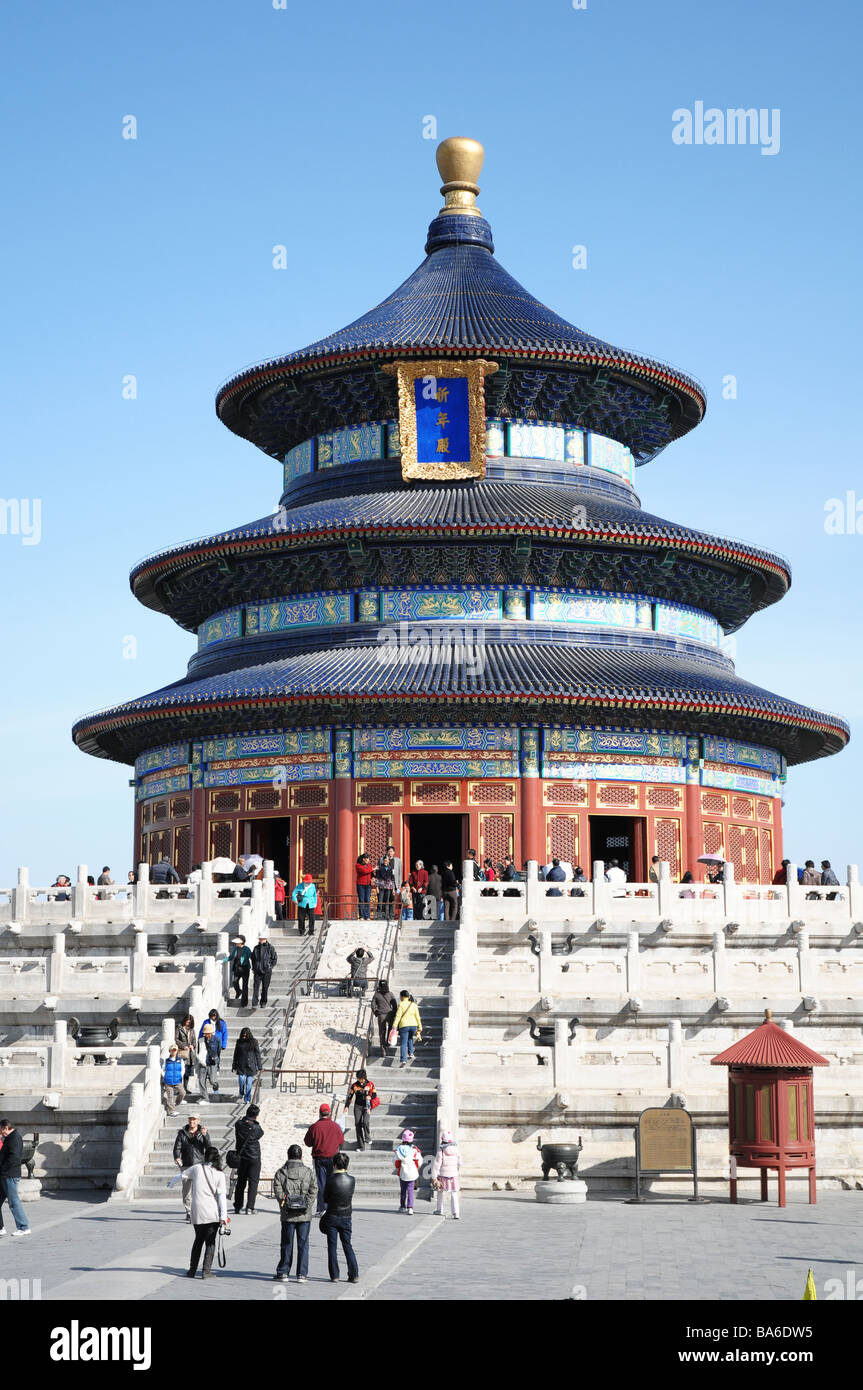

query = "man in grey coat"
273;1144;317;1282
346;948;374;996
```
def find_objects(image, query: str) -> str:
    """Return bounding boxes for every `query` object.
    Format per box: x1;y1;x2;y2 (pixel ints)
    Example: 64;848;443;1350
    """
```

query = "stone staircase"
223;926;314;1086
133;923;313;1200
341;919;454;1201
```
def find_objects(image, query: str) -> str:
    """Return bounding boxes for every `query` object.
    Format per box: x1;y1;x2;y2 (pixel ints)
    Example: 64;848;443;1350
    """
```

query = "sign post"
628;1106;706;1203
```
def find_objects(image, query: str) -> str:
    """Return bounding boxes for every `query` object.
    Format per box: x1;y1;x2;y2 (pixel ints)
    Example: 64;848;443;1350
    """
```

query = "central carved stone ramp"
345;919;454;1200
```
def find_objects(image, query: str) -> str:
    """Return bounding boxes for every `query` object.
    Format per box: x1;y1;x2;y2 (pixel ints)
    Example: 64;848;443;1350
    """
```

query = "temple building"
73;138;848;895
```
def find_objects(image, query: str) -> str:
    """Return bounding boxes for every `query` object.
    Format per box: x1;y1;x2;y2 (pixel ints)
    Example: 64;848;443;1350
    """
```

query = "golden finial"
765;1008;773;1021
436;137;484;218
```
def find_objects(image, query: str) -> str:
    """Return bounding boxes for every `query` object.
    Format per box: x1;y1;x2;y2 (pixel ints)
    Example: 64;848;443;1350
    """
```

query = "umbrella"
210;857;235;874
244;854;264;873
697;853;725;864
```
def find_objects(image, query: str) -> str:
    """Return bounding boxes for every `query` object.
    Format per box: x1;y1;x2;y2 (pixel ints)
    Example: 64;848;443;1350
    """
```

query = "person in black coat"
321;1153;358;1282
371;980;398;1056
233;1104;264;1216
0;1120;30;1235
251;935;278;1008
231;1028;262;1104
173;1114;209;1222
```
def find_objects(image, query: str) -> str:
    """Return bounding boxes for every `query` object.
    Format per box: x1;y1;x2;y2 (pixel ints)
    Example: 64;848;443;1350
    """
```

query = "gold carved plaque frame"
382;358;498;481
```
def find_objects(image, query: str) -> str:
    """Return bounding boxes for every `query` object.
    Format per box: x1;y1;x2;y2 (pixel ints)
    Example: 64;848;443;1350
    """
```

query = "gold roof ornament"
436;136;484;218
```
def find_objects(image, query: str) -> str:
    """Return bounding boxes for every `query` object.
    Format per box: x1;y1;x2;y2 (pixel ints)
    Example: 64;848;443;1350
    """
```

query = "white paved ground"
4;1189;862;1302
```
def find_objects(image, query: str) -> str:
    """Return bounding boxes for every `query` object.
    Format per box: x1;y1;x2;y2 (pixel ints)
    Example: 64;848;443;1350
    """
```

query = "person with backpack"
431;1129;462;1219
292;873;318;935
392;990;422;1066
344;1068;377;1152
196;1023;222;1100
251;934;278;1008
231;1027;262;1104
272;1144;317;1282
394;1129;422;1214
184;1146;228;1279
232;1103;264;1216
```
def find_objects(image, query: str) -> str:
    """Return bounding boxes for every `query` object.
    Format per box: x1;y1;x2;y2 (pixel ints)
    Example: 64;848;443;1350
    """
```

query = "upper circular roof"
215;141;705;463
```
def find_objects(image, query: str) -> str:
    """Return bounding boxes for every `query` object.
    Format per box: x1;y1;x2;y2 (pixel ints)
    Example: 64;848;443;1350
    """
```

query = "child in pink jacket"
431;1130;461;1219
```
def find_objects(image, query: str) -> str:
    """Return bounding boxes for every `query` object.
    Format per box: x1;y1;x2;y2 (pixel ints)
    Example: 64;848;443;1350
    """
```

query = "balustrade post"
796;926;812;994
722;859;739;919
49;932;66;995
536;928;553;992
667;1018;685;1092
553;1017;572;1088
525;859;539;917
131;932;148;991
12;867;30;923
592;861;611;918
461;860;477;915
263;860;276;920
161;1017;175;1051
657;860;673;917
135;862;151;919
197;861;213;923
626;931;641;992
712;929;727;994
49;1019;67;1088
72;864;89;920
847;864;862;918
217;930;230;999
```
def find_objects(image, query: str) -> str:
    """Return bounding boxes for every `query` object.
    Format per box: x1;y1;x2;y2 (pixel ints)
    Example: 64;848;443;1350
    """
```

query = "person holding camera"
184;1146;228;1279
272;1144;317;1282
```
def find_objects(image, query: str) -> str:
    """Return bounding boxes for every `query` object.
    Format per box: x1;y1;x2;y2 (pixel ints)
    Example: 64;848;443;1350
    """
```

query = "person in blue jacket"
291;874;318;937
161;1044;186;1114
198;1008;228;1050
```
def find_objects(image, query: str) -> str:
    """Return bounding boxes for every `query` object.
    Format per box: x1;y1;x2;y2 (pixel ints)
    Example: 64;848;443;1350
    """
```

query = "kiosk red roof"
711;1019;829;1068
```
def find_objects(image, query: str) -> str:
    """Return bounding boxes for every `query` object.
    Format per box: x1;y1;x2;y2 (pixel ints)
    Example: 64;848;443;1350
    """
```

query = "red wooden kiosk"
711;1010;828;1207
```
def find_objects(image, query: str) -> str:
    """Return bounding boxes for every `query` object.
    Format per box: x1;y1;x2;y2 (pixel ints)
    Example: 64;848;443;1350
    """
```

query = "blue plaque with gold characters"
382;358;498;481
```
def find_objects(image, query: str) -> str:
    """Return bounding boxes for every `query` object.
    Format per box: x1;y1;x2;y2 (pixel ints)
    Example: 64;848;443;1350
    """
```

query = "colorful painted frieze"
135;742;191;777
357;757;518;779
542;758;686;783
353;726;519;753
136;772;191;801
544;728;687;758
485;419;506;457
533;589;642;628
317;433;334;467
205;760;332;787
202;730;331;762
701;766;782;797
283;438;314;490
380;588;501;622
503;588;528;620
702;736;782;775
588;434;634;483
655;603;721;646
564;428;586;466
386;419;401;458
357;591;380;622
507;420;565;462
198;608;242;650
246;592;350;634
331;421;385;466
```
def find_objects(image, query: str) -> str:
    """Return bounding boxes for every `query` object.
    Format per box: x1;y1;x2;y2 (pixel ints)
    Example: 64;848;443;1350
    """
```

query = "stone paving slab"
3;1190;861;1302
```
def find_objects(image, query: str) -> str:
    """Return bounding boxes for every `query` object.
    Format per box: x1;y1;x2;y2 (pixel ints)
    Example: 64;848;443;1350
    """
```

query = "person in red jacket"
355;853;373;921
303;1103;345;1214
274;870;287;921
408;860;429;920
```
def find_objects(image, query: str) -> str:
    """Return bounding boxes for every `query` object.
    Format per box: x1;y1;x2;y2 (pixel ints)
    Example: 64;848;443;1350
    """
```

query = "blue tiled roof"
72;642;848;766
215;212;705;458
130;484;789;588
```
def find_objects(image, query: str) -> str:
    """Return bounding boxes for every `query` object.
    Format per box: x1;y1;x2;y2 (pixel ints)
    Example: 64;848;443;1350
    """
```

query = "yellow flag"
802;1269;817;1300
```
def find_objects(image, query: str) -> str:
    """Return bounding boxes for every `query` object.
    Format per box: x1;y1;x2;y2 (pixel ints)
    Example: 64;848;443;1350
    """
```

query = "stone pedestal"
534;1178;587;1204
18;1178;42;1202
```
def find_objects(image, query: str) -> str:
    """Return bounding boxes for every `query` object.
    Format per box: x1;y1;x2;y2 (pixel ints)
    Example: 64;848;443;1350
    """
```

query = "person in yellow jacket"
392;990;422;1067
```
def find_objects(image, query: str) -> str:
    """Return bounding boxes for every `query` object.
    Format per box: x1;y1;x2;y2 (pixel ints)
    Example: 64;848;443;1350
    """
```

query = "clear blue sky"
1;0;860;886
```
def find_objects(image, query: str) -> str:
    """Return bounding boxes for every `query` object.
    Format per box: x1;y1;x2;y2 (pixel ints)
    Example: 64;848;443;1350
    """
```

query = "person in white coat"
184;1147;228;1279
431;1130;462;1219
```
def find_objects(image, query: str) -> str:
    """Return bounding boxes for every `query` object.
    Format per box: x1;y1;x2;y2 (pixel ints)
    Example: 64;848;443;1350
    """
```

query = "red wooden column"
191;785;207;865
333;730;354;906
519;727;544;866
